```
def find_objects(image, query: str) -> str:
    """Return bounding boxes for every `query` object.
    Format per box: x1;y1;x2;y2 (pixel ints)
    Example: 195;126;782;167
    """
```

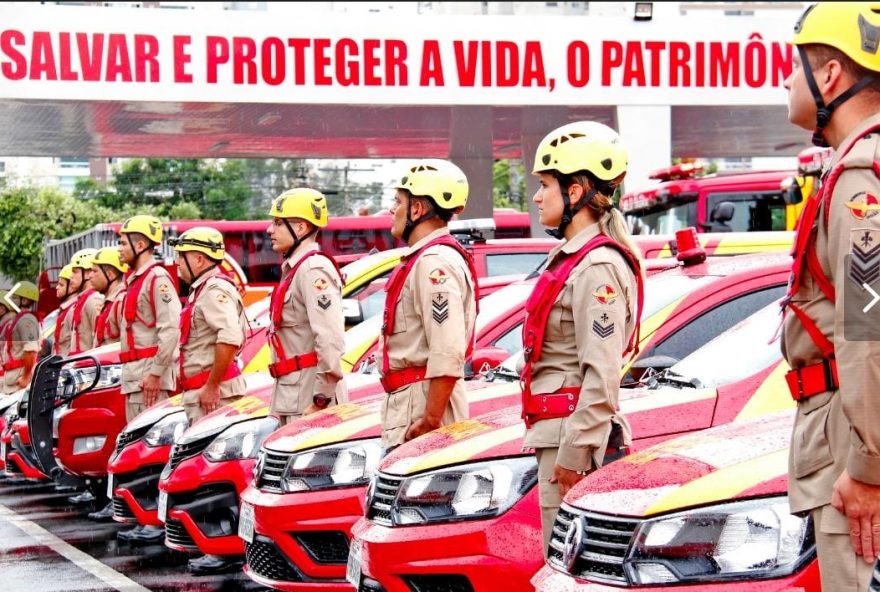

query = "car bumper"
109;440;171;526
240;483;367;591
159;454;255;556
531;560;822;592
55;407;123;478
350;488;542;592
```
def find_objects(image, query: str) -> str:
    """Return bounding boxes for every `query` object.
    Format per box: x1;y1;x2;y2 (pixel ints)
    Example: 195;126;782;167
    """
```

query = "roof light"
674;227;706;266
649;162;704;182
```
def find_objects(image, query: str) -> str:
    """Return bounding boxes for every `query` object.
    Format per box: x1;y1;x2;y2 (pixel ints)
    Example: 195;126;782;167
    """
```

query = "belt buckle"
796;369;805;401
822;358;836;391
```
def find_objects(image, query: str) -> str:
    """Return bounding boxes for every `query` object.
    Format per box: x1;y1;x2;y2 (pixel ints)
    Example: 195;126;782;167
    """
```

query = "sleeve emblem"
592;312;615;339
592;284;618;305
428;269;448;285
313;278;328;291
845;192;880;220
850;228;880;287
317;294;331;310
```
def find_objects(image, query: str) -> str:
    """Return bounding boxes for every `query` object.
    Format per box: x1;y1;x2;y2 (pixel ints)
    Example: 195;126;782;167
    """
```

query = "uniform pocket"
381;386;413;431
791;391;835;479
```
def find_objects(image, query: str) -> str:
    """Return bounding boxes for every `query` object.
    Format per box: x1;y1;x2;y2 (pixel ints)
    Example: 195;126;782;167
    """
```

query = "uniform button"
567;394;574;401
568;405;574;411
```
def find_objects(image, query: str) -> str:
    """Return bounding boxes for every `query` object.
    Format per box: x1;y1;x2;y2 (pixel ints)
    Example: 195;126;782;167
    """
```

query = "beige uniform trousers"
126;390;170;423
184;394;243;426
536;447;562;556
813;504;875;592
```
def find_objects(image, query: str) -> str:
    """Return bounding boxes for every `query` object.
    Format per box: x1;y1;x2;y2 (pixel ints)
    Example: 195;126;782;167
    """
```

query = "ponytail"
599;209;643;266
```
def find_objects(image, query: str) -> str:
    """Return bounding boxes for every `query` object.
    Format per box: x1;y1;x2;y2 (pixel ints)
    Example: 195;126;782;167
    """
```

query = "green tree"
0;185;115;281
493;160;527;211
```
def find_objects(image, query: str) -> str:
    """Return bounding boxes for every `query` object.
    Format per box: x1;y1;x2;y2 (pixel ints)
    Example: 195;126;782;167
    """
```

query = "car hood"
263;379;520;454
564;410;794;518
179;386;272;443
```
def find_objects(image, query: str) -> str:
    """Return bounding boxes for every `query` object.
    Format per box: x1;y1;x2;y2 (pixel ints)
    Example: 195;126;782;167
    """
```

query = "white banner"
0;4;796;106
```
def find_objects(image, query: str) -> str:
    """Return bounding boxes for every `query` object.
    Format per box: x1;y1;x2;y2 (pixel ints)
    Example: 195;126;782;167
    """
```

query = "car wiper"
641;368;702;389
486;365;521;382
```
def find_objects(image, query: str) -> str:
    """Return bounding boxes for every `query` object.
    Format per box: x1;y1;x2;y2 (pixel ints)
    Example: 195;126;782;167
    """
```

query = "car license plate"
106;474;114;499
346;537;362;588
157;491;168;523
238;501;255;543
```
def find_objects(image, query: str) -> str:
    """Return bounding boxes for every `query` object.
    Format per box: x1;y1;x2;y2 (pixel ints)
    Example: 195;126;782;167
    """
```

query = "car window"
359;288;387;320
706;190;787;232
485;253;548;277
641;285;785;363
492;322;524;356
671;300;784;387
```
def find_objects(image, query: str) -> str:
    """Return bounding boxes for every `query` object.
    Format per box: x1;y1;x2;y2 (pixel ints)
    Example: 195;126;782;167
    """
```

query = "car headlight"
203;417;279;462
52;403;70;439
68;364;122;392
280;438;383;493
387;456;537;526
625;497;814;584
144;412;187;447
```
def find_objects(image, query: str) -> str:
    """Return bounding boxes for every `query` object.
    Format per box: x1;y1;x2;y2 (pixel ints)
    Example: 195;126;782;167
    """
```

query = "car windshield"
667;301;782;388
340;248;407;284
475;281;535;335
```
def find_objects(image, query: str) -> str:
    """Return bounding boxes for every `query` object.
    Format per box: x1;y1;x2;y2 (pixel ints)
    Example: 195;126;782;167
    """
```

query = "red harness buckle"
119;345;159;364
268;351;318;378
522;386;581;427
380;366;428;393
785;358;838;401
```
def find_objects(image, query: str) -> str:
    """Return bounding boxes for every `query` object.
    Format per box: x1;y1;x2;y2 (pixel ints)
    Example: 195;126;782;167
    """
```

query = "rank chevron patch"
850;228;880;287
432;294;449;324
592;313;615;339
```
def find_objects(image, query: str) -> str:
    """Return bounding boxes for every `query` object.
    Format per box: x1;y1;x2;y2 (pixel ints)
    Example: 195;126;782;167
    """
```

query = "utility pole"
318;161;377;215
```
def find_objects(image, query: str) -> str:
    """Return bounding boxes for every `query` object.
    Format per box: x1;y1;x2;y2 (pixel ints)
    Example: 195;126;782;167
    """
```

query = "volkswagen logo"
562;515;584;573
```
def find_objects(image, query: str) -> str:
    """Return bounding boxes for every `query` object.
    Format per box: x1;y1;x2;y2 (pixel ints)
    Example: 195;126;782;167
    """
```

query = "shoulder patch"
158;282;172;294
214;291;230;304
850;228;880;287
592;284;618;305
313;277;329;291
428;268;448;285
591;312;615;340
845;191;880;220
317;294;331;310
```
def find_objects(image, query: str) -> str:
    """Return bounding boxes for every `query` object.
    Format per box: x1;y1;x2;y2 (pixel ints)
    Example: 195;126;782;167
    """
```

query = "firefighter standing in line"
116;215;180;545
89;247;129;348
1;282;41;394
0;290;14;387
170;226;248;575
378;159;478;451
266;188;347;425
85;247;129;522
781;4;880;590
53;264;78;357
520;121;643;552
68;248;104;355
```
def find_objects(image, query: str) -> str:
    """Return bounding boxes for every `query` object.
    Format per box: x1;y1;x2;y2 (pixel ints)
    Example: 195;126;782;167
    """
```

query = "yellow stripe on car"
289;413;381;452
644;449;788;516
404;423;524;475
621;297;684;376
733;362;793;422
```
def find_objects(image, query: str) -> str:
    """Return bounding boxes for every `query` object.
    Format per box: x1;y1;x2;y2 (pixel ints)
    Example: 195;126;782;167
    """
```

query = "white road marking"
0;503;150;592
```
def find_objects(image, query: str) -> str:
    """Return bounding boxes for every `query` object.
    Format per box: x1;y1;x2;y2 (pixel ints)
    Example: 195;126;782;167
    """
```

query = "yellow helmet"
793;3;880;72
532;121;628;181
92;247;129;274
169;227;225;261
119;214;163;244
13;281;39;303
71;248;98;270
59;264;74;281
394;159;469;211
269;188;329;227
0;290;8;310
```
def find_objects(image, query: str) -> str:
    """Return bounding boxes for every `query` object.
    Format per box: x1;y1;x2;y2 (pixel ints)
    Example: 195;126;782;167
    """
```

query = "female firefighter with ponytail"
520;121;644;552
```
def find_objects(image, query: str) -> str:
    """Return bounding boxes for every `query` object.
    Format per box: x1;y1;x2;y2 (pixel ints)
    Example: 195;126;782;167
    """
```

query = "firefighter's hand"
832;470;880;563
16;375;30;389
198;383;221;415
551;464;587;497
140;374;161;407
404;416;441;442
302;404;320;416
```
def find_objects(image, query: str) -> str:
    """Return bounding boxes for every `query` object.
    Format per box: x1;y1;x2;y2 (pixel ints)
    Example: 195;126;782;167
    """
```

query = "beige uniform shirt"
70;290;104;353
55;298;77;357
270;243;347;416
2;311;40;393
783;113;880;515
0;310;15;368
378;227;477;448
98;284;126;347
522;224;638;472
120;263;181;396
179;267;247;406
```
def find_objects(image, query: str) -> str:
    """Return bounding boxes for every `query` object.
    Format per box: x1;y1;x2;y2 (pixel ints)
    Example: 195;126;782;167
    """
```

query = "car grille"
168;436;213;471
404;575;474;592
257;450;291;493
245;536;302;582
115;425;151;454
112;496;137;521
293;531;350;564
164;517;198;550
366;473;404;526
547;505;640;586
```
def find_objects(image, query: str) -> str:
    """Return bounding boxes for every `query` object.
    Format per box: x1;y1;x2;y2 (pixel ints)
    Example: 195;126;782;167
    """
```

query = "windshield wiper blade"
643;368;702;389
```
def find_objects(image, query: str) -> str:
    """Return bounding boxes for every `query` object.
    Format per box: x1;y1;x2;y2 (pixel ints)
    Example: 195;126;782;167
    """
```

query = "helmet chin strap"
401;196;438;243
546;183;597;240
799;46;875;147
184;252;220;286
282;219;317;259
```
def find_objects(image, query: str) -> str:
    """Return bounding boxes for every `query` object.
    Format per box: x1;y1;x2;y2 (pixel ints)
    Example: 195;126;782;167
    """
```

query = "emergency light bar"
449;218;496;243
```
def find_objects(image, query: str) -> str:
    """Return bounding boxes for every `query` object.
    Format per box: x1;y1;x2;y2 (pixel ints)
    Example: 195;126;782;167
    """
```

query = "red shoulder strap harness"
3;311;32;371
0;315;13;375
178;272;243;391
53;303;73;355
95;290;124;346
121;263;161;363
379;235;480;393
782;123;880;401
268;251;343;379
69;289;97;355
520;234;644;428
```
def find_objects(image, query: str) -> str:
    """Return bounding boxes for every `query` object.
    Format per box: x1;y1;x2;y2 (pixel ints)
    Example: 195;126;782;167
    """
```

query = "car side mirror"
782;176;804;205
342;298;364;326
470;346;511;375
